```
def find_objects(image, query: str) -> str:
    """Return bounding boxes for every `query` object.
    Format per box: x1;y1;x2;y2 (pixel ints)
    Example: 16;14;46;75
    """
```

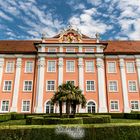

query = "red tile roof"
103;41;140;54
0;40;40;54
0;40;140;54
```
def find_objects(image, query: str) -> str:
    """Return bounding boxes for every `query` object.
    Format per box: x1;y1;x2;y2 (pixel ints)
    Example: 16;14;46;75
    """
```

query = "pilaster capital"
96;58;104;68
16;58;22;68
38;57;46;67
119;58;125;69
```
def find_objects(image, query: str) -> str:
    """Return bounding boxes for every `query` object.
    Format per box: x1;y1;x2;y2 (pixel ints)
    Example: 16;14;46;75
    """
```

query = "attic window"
85;48;94;53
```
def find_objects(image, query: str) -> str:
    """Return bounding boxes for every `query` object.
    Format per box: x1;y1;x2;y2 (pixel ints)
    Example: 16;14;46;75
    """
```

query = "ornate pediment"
59;25;82;43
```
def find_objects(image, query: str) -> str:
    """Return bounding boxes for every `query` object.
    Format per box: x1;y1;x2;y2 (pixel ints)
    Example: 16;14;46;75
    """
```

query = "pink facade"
0;27;140;113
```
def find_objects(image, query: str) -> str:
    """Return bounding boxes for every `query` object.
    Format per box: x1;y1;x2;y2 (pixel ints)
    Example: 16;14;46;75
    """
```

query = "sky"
0;0;140;40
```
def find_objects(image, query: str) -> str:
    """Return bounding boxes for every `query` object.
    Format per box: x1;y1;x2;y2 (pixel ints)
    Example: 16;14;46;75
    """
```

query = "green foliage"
0;114;11;122
32;117;44;125
10;113;25;120
83;115;111;124
124;113;140;119
0;124;140;140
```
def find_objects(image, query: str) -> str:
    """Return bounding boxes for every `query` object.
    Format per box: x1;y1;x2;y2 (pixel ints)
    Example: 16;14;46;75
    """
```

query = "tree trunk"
59;101;62;118
73;102;77;118
66;100;70;117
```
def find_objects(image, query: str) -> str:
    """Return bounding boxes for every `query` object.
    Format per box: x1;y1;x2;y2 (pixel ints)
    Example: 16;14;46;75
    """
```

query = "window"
25;61;33;73
6;61;14;73
108;62;116;73
1;101;9;112
66;81;75;85
128;81;137;92
109;81;118;92
86;81;95;91
87;101;96;113
110;101;119;111
85;48;94;52
47;61;56;72
66;48;75;52
48;48;56;52
126;62;135;73
23;81;32;92
66;61;75;72
47;81;55;91
3;81;12;91
22;101;30;112
45;101;54;113
86;61;94;72
131;101;139;110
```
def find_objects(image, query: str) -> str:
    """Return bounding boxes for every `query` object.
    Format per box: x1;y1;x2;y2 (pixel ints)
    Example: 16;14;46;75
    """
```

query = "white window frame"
108;80;118;92
128;80;138;92
48;48;57;52
130;100;139;111
110;100;119;112
1;100;10;112
21;100;31;112
85;48;94;53
66;47;75;52
126;62;135;73
86;80;95;92
3;80;12;92
46;80;55;92
47;60;56;72
107;61;117;73
66;60;75;72
5;61;14;73
23;80;33;92
25;61;34;73
85;61;94;73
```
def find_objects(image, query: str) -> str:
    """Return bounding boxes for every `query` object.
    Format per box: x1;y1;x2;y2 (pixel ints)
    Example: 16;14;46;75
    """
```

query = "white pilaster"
10;57;22;112
58;57;63;85
96;57;107;112
0;57;4;88
35;57;45;113
119;58;130;113
78;58;84;92
136;58;140;88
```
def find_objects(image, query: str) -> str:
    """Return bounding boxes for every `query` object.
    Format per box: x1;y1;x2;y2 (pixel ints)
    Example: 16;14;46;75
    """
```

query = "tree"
51;82;86;118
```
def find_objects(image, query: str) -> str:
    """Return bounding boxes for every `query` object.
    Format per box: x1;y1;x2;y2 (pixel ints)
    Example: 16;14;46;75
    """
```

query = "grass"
0;118;140;126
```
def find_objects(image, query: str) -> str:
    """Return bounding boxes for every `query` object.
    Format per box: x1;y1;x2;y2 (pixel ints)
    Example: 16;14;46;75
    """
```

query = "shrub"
0;114;11;122
26;116;33;125
124;113;139;119
10;113;25;120
0;124;140;140
32;117;44;125
83;115;111;124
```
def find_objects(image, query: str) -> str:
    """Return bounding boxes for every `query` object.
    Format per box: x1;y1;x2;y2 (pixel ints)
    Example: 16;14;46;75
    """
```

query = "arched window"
45;101;54;113
87;101;96;113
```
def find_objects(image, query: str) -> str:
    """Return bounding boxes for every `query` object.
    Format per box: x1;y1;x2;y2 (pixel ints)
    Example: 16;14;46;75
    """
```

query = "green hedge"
0;114;11;122
11;113;25;120
83;115;111;124
0;124;140;140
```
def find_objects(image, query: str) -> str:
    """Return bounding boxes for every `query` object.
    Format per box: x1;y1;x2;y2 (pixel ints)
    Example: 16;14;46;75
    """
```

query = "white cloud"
69;7;112;37
0;11;13;21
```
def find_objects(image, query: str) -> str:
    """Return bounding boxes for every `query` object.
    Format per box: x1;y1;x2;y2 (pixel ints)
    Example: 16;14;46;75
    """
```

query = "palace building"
0;26;140;114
